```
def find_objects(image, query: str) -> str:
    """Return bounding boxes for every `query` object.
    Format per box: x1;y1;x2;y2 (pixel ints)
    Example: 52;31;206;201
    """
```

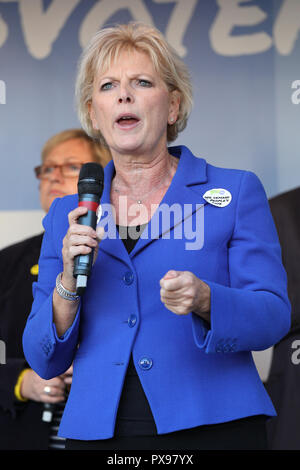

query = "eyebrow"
98;73;155;82
44;157;82;164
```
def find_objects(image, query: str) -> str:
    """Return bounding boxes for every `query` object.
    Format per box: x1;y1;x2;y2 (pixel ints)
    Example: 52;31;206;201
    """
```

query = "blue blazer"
22;145;291;440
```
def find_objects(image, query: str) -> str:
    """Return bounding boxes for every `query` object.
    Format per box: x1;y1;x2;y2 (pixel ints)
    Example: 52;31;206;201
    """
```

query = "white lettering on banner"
210;0;272;56
19;0;81;59
0;0;80;58
80;0;197;57
291;80;300;105
79;0;153;52
0;0;299;58
274;0;300;55
0;79;5;104
153;0;198;57
0;10;8;48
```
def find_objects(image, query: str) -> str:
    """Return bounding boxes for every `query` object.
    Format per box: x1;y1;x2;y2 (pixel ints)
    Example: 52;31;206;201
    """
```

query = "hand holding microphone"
73;162;104;294
61;163;104;295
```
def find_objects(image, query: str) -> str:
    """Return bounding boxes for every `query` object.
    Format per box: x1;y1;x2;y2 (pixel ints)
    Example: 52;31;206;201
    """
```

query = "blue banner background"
0;0;299;211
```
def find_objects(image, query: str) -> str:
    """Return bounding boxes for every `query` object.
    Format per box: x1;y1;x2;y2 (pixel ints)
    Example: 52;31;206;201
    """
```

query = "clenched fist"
160;270;211;322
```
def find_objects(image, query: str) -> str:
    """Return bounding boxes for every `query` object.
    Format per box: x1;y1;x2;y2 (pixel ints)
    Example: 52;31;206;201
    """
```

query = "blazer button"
123;271;134;285
138;357;153;370
215;339;224;353
128;314;137;328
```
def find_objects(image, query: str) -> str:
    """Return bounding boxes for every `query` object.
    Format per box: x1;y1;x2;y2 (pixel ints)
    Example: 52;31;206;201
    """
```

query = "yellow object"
30;264;39;276
14;369;30;402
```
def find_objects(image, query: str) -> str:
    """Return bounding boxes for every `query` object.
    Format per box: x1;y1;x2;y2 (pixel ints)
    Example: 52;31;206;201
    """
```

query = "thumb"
160;270;179;288
163;270;179;280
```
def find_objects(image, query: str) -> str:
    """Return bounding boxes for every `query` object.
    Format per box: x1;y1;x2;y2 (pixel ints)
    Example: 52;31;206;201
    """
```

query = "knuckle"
178;307;187;315
69;246;77;257
68;224;79;236
69;233;78;245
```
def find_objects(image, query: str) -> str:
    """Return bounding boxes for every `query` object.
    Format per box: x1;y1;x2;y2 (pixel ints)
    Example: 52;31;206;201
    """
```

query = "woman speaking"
23;22;290;450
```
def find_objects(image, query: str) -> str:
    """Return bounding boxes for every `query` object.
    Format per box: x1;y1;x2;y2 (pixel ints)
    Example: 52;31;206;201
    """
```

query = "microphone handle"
73;194;99;295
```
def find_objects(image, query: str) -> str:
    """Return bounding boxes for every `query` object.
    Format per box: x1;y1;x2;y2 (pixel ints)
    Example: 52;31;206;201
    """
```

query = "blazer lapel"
130;146;209;257
97;146;210;261
97;160;129;263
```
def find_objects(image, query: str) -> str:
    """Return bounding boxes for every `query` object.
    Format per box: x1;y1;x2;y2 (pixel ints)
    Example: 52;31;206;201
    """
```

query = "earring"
169;117;174;124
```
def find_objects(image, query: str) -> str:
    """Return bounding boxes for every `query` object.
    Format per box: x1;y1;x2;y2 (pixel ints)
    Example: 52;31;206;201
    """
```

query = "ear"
88;101;98;130
168;90;181;124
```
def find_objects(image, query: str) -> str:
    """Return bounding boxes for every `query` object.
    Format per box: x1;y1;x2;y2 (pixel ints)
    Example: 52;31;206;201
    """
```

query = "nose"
118;93;133;104
118;83;134;104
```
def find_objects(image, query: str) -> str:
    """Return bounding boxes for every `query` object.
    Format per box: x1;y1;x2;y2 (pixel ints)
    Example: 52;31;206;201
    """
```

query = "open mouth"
116;114;140;128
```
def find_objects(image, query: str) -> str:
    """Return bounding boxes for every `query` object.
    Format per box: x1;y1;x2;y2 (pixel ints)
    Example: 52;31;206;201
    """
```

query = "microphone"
73;162;104;295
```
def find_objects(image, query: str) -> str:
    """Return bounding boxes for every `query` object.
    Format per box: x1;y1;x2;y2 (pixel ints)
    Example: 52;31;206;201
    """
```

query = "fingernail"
166;270;177;278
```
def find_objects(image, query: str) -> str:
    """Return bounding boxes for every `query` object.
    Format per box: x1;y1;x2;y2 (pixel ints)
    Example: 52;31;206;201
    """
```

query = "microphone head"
77;162;104;196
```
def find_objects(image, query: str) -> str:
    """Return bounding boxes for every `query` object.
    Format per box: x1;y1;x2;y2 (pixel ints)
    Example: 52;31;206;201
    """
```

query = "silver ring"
44;386;51;395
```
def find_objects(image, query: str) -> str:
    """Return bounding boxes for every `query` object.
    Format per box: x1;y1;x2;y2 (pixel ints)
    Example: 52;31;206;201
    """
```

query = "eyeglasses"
34;163;84;180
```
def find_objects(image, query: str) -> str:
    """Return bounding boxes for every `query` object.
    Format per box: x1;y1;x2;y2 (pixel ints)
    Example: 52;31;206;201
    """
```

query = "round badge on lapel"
203;188;232;207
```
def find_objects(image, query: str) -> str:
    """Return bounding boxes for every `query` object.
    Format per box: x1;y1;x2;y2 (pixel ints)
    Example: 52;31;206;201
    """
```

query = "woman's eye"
138;79;152;87
101;82;113;91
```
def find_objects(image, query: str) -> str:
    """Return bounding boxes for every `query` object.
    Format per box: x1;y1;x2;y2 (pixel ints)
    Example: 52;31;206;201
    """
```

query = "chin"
116;140;152;156
111;133;145;152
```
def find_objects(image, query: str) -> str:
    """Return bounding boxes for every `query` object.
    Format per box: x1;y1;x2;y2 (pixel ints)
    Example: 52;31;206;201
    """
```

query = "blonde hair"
75;22;193;144
41;128;111;166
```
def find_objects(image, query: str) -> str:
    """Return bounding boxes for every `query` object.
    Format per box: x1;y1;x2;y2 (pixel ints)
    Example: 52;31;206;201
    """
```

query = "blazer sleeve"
22;198;81;379
192;171;291;353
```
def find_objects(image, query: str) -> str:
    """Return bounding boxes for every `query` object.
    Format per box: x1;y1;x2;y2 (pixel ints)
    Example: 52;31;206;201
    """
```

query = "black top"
0;233;56;450
115;224;157;436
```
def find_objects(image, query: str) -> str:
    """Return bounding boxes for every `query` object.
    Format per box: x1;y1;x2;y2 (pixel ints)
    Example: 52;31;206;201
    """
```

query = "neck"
111;147;177;197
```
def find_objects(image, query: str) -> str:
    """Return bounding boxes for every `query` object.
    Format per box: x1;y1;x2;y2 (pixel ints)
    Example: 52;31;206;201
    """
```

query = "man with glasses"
0;129;110;450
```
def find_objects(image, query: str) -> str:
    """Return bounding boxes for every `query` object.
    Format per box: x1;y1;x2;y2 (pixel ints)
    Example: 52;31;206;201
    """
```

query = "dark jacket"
265;187;300;449
0;233;53;450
